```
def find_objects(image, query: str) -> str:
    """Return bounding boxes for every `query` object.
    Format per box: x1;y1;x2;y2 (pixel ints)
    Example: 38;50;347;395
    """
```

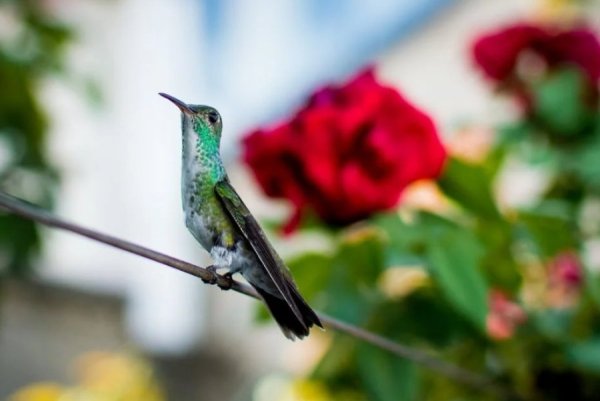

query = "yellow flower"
401;181;451;214
8;352;165;401
254;376;332;401
8;383;64;401
341;225;383;245
536;0;582;23
378;267;429;299
60;388;111;401
74;352;165;401
287;380;331;401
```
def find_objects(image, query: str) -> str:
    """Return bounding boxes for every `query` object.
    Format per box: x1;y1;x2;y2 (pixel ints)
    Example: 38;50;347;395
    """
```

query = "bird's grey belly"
184;208;280;297
184;209;213;252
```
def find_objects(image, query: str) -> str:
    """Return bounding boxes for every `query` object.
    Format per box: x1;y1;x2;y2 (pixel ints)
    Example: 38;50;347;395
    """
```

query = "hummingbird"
159;92;322;340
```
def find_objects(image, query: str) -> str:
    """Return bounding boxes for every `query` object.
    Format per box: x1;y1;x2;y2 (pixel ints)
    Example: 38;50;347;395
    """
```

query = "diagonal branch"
0;191;517;400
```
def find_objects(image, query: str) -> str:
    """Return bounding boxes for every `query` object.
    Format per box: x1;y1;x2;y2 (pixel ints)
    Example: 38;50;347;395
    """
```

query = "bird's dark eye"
207;110;219;124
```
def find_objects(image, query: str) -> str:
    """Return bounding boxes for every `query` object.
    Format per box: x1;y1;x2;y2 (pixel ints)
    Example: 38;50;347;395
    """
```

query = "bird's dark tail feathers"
254;283;323;340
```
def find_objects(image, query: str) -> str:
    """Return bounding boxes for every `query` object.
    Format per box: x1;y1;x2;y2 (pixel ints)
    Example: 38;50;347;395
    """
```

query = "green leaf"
374;213;425;247
426;228;488;330
583;265;600;310
0;214;40;276
323;230;385;324
532;67;594;137
287;252;333;303
368;291;478;346
497;121;532;146
531;309;574;340
438;157;500;219
566;127;600;190
336;229;386;285
475;219;521;290
376;212;492;329
518;206;577;257
311;335;359;384
567;338;600;373
357;343;419;401
373;213;427;267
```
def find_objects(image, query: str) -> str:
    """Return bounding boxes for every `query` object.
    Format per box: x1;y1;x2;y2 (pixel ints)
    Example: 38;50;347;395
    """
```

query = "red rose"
242;69;446;232
472;23;600;84
542;28;600;82
472;23;548;81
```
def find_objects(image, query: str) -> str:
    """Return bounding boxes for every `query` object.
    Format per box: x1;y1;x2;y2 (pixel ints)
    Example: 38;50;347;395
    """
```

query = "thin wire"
0;191;517;399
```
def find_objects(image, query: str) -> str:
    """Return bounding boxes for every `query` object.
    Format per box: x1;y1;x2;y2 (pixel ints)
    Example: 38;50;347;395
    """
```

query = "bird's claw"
217;272;233;291
202;265;218;285
201;265;233;290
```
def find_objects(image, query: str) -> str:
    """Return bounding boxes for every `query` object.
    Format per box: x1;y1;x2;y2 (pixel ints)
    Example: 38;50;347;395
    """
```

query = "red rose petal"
242;68;446;230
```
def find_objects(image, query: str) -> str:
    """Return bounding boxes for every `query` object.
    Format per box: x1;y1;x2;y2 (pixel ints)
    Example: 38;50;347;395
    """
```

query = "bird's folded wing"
214;179;306;326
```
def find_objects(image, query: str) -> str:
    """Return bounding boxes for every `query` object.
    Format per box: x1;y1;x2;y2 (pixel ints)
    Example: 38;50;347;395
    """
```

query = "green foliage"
371;290;479;346
287;252;334;302
356;344;419;401
567;338;600;373
323;233;383;325
583;265;600;309
426;226;488;330
0;1;72;276
531;68;596;138
438;157;500;220
284;229;385;325
565;128;600;191
518;204;578;258
262;60;600;400
377;212;490;330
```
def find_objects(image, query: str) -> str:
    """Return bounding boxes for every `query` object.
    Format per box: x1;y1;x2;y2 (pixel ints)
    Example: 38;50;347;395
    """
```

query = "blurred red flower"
542;28;600;82
549;251;583;287
486;290;527;341
242;69;446;232
472;23;548;81
546;250;583;308
472;23;600;83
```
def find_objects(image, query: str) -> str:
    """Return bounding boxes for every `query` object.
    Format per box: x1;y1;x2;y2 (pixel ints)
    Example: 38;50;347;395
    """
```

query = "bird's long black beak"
159;92;193;114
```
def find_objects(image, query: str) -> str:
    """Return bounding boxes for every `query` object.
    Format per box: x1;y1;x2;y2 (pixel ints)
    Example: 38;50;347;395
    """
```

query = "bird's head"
159;92;222;145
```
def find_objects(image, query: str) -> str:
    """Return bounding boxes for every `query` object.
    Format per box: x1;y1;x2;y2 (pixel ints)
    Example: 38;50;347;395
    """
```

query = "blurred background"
2;0;600;400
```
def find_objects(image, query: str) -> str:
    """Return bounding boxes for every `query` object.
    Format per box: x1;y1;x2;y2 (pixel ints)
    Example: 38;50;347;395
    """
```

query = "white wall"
41;0;212;354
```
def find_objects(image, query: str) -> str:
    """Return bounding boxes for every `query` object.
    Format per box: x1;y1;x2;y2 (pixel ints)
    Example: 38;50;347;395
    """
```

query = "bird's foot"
202;266;233;290
202;265;219;285
217;272;234;291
